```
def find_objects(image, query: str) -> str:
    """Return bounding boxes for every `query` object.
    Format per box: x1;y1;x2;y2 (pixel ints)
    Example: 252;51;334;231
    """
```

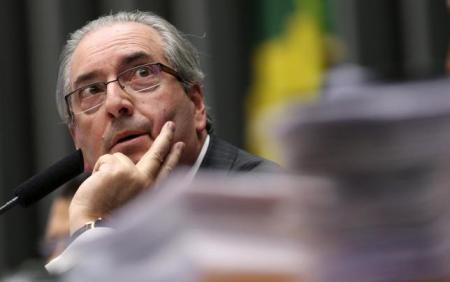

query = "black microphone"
0;150;84;215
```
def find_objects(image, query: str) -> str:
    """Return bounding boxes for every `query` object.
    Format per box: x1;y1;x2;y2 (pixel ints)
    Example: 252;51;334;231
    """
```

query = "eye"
79;83;104;98
119;64;160;92
135;66;152;78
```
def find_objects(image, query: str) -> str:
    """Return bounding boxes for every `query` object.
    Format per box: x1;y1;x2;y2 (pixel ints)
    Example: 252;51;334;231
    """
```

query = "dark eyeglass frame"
64;62;183;119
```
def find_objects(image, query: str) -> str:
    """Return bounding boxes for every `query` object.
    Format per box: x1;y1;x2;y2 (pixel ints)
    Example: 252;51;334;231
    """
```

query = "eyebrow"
72;52;156;89
72;71;99;90
119;52;154;68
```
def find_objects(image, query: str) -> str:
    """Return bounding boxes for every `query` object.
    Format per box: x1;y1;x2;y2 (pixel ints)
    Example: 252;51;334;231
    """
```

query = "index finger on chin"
136;121;175;177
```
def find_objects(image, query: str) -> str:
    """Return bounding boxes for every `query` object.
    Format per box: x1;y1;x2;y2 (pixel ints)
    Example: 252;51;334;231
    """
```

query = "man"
46;10;278;271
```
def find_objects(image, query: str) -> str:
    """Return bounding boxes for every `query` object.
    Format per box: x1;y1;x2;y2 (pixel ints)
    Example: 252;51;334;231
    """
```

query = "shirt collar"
184;134;210;182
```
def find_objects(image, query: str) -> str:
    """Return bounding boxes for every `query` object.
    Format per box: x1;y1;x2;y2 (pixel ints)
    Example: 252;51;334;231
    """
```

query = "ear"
187;84;207;134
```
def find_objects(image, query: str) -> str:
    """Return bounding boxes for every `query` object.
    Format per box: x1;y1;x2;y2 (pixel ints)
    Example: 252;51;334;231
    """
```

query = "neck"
180;130;207;166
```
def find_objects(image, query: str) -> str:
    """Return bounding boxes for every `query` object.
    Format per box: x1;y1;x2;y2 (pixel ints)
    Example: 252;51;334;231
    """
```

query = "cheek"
73;121;105;166
137;100;174;131
136;90;195;136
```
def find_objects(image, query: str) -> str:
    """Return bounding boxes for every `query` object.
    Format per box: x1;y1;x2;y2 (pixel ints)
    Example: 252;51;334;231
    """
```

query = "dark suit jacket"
199;135;280;173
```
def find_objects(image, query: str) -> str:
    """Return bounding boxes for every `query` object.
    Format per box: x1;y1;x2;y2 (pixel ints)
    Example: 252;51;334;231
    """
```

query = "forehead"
70;22;165;81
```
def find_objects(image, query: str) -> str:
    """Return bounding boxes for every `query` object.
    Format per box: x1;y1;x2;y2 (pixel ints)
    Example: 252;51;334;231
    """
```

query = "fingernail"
166;121;175;132
177;142;185;150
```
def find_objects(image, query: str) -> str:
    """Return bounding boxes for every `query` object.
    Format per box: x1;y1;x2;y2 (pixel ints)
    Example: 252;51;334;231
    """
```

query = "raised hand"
68;121;184;234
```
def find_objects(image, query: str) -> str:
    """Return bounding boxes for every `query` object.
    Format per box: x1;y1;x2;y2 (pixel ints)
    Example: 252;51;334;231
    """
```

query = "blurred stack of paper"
280;84;450;175
277;88;450;281
65;172;329;282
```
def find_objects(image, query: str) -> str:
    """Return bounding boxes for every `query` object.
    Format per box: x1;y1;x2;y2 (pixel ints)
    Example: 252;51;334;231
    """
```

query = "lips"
117;134;142;143
110;131;148;151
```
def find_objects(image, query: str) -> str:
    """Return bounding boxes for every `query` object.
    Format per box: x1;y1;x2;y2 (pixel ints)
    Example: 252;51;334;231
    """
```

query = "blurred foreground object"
280;77;450;174
278;85;450;281
64;173;324;282
321;65;450;102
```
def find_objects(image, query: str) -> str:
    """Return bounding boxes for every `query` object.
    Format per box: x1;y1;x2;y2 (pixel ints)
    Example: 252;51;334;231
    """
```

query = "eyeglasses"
65;62;182;117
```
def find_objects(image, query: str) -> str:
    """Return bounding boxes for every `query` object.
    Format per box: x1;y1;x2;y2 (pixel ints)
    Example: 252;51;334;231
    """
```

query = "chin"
107;146;147;164
126;151;146;164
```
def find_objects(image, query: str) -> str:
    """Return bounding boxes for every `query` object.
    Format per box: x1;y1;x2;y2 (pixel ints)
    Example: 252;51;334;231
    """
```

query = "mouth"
110;131;148;150
117;134;142;143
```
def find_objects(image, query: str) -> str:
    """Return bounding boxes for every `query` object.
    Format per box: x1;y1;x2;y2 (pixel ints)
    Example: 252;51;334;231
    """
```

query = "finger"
136;121;175;176
112;152;135;167
93;154;116;172
155;142;185;184
93;153;133;172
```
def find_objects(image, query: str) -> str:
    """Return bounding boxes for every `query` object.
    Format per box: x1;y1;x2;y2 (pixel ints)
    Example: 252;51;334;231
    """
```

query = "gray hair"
56;11;212;131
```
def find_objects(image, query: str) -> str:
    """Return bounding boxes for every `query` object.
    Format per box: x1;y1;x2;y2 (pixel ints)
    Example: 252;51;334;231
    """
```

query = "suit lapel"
199;135;238;172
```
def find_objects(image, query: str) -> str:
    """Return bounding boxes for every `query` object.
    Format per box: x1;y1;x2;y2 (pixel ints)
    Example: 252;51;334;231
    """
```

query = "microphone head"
14;150;84;207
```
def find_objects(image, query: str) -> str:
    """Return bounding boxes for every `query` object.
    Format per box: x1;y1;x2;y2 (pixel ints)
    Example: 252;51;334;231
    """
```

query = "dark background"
0;0;448;273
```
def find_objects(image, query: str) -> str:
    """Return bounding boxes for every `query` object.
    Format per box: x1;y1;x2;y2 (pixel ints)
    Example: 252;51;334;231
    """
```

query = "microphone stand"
0;196;18;215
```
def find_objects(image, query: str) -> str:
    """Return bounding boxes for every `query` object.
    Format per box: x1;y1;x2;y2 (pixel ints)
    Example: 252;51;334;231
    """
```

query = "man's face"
69;22;207;170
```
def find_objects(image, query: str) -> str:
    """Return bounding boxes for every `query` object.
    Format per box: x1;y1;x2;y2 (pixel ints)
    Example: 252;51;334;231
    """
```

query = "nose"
103;81;134;118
